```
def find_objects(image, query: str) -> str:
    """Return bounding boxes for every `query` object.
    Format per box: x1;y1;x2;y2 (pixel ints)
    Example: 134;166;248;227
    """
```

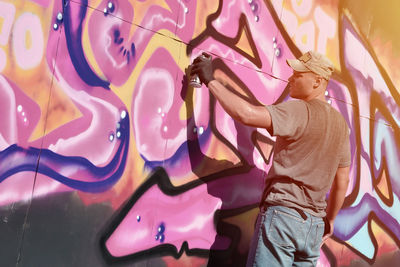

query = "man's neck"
304;87;327;102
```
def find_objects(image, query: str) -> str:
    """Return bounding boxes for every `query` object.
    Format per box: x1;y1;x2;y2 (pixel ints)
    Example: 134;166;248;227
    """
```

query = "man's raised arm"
190;54;272;131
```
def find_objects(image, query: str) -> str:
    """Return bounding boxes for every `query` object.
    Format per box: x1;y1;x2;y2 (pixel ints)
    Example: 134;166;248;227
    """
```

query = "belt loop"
294;208;307;220
260;204;265;213
260;202;269;213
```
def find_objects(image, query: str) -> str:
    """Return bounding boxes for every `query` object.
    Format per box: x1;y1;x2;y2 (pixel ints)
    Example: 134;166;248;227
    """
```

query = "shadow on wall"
98;59;272;266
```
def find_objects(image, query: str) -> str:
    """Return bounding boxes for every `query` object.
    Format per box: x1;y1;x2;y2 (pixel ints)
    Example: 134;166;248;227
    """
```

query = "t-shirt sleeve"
339;126;351;167
265;100;308;139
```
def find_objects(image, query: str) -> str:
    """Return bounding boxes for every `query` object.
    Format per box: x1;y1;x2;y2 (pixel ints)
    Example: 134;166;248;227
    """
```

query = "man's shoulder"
272;99;308;109
329;105;348;125
326;105;350;134
267;100;309;119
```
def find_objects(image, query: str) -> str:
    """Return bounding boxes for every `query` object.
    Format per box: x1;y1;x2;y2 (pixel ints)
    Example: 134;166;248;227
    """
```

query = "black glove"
190;53;214;86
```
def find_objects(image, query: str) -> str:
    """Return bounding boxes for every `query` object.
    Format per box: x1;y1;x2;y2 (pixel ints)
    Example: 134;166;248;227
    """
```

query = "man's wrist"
327;218;334;225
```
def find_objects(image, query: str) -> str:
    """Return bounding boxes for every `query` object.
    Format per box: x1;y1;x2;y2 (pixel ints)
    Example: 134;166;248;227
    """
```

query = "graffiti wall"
1;0;399;266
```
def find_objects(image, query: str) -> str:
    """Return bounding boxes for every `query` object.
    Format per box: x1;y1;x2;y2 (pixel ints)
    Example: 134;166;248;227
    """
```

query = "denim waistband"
261;204;308;220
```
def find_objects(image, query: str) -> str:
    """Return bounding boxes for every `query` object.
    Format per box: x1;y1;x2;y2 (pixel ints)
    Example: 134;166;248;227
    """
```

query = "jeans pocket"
268;209;303;247
313;222;325;248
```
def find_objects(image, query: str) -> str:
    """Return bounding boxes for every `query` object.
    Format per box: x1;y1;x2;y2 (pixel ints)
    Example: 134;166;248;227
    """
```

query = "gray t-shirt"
263;99;351;217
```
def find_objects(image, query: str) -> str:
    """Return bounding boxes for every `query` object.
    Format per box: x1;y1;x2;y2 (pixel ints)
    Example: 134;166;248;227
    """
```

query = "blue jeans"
246;205;325;267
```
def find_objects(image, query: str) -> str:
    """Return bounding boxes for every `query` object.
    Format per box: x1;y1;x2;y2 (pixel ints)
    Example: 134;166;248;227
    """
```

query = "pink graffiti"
87;0;191;86
106;182;225;257
0;0;127;205
1;0;400;265
105;0;346;259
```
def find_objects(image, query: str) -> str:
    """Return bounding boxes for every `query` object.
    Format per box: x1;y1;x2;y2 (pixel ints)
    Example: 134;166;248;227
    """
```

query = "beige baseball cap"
286;51;334;80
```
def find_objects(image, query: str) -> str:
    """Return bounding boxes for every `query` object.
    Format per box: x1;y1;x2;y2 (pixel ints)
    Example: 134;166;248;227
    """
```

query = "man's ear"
313;76;322;88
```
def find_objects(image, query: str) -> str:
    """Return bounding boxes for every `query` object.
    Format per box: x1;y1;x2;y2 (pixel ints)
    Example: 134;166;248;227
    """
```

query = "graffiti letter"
0;2;15;72
12;12;44;70
291;0;312;17
314;6;335;54
294;20;315;51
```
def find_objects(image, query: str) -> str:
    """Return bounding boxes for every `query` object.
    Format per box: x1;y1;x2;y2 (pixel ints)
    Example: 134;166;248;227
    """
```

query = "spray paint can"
189;53;212;88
